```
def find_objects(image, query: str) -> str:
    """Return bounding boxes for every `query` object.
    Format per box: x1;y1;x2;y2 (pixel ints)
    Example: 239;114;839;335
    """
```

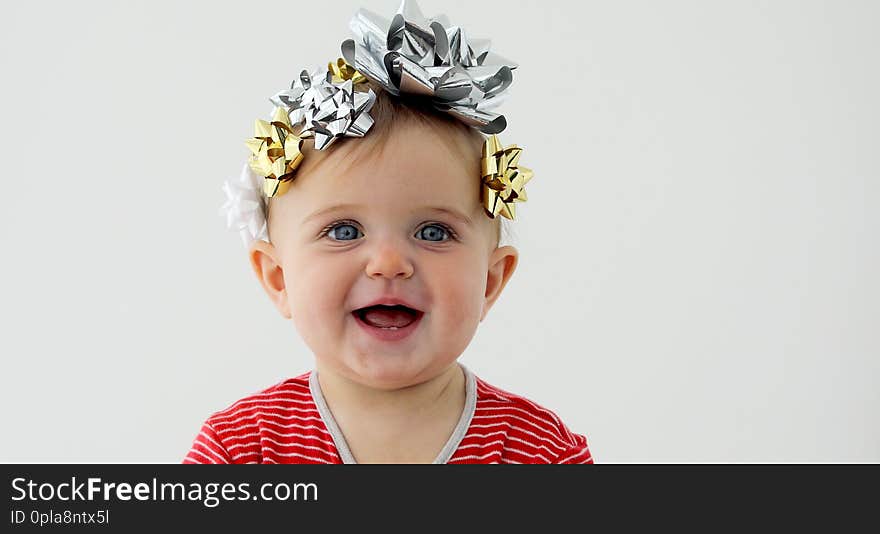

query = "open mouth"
352;304;424;330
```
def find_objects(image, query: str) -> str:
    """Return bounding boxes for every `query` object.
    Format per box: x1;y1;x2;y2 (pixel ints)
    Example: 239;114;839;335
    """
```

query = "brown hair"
266;79;503;247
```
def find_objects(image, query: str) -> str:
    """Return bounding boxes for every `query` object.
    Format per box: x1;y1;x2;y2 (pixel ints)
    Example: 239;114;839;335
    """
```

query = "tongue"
361;307;416;328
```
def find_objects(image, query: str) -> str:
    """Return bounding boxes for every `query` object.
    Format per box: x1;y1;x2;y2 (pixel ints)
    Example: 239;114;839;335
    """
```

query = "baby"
184;0;592;464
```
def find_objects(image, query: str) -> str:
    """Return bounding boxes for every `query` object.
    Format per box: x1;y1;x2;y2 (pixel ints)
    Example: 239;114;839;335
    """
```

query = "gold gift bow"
245;106;304;198
328;57;367;84
481;134;533;220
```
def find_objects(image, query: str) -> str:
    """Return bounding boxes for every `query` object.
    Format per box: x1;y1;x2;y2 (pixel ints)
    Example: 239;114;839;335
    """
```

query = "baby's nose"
365;240;414;280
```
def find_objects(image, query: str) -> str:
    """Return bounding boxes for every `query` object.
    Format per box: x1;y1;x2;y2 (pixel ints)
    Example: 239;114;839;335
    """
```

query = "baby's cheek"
435;265;485;327
284;257;347;318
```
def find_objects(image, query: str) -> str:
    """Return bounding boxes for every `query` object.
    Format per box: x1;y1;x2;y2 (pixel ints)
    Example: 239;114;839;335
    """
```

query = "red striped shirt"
183;366;593;464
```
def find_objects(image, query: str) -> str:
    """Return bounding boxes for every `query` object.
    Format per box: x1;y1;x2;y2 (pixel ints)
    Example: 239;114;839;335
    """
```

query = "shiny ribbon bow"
342;0;517;134
269;61;376;153
481;135;533;220
245;106;305;198
219;162;269;248
243;59;376;199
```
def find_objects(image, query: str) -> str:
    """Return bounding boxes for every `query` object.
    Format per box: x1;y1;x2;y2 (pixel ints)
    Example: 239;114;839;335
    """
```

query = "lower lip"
352;310;424;342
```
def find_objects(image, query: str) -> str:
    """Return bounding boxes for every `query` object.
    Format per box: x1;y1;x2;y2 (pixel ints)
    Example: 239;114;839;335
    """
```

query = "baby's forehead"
306;118;480;174
290;133;482;208
290;177;482;223
297;201;478;231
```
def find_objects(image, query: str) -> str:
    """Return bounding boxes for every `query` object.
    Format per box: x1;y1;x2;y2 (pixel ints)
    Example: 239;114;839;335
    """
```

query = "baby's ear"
481;245;519;322
249;241;291;319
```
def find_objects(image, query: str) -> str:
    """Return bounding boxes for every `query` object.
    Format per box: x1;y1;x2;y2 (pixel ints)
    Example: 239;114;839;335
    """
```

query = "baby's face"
250;119;518;390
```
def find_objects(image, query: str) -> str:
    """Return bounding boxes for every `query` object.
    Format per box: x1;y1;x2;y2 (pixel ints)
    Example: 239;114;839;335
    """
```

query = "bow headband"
221;0;533;248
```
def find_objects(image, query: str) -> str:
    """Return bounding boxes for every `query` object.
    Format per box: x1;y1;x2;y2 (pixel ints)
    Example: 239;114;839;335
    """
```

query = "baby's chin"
334;355;455;391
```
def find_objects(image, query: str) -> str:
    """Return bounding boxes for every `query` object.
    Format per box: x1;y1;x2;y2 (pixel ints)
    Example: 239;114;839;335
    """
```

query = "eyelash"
317;219;459;242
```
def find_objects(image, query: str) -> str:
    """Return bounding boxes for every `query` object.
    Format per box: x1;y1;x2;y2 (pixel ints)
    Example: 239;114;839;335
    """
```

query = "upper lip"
353;297;424;314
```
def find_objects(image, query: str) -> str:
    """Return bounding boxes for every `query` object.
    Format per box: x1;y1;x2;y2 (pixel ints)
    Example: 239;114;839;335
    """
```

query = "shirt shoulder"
182;371;341;464
205;371;313;423
449;374;593;464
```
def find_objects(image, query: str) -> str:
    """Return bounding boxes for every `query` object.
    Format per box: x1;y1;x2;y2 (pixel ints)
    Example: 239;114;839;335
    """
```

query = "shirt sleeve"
553;433;594;464
182;421;233;464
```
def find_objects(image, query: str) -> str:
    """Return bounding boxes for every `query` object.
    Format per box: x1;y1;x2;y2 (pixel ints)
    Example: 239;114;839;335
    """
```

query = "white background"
1;0;877;462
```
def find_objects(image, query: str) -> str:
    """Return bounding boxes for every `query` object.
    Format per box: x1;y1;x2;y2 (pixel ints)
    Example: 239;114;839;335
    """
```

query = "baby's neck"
314;362;467;463
316;362;464;422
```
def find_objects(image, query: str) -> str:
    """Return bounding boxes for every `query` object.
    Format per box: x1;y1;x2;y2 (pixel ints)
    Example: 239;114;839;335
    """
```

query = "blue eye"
417;224;452;242
326;222;362;241
319;220;456;243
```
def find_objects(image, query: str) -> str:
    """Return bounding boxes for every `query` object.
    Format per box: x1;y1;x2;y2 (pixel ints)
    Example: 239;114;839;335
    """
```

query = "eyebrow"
303;204;473;226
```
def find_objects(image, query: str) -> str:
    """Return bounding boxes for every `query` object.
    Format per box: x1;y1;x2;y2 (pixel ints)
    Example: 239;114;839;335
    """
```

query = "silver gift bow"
269;65;377;150
222;63;376;249
341;0;517;134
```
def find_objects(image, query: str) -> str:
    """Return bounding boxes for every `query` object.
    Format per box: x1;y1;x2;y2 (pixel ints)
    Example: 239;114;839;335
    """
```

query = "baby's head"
249;79;520;390
266;80;506;250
